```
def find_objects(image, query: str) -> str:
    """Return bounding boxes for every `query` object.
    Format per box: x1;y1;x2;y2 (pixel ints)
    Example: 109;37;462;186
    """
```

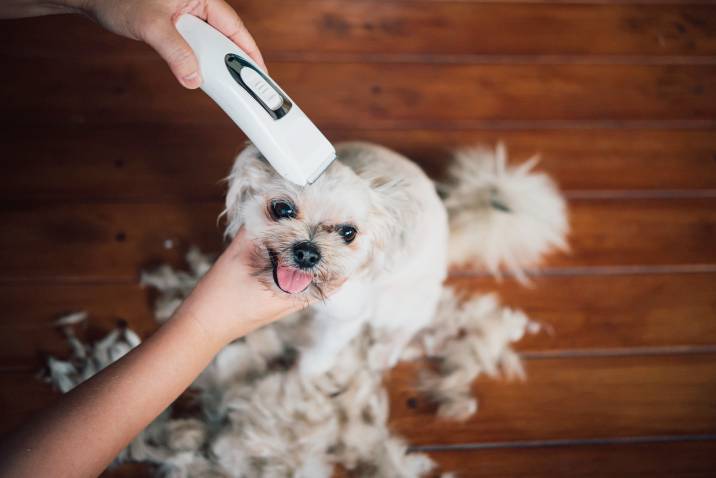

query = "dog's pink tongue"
276;265;313;294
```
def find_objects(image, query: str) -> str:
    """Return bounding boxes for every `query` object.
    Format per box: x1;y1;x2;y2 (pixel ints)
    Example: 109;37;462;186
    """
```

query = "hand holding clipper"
176;14;336;186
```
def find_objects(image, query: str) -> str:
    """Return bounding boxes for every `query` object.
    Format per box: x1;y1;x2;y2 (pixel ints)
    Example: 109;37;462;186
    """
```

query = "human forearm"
0;297;228;477
0;233;306;477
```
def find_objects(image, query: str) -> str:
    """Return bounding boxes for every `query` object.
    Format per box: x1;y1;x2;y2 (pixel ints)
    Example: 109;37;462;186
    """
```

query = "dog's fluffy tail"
441;143;569;283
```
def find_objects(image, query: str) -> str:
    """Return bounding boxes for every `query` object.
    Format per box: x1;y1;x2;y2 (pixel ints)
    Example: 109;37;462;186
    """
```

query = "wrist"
169;301;230;354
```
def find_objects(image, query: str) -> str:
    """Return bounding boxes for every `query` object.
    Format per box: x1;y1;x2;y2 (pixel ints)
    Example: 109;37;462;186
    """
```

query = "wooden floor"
1;1;716;476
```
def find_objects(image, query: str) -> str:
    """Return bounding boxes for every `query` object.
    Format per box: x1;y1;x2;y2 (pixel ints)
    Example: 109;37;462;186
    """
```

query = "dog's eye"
338;225;357;244
270;200;296;220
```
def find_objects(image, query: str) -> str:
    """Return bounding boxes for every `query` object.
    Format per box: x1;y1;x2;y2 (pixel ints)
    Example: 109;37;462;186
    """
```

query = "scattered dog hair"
43;143;567;477
442;143;569;284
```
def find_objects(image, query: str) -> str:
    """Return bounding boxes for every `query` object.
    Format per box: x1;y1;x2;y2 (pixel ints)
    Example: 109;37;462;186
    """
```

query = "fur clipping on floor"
441;143;569;283
408;288;539;420
44;312;141;393
139;247;214;322
44;250;534;478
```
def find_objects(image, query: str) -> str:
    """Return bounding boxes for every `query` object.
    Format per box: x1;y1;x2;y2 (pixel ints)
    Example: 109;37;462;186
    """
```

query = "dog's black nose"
293;241;321;269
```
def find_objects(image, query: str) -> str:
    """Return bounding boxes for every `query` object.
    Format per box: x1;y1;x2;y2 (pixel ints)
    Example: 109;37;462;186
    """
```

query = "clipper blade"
307;152;337;184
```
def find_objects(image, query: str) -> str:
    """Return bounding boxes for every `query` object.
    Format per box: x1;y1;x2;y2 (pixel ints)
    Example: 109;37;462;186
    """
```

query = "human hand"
77;0;266;88
177;229;338;346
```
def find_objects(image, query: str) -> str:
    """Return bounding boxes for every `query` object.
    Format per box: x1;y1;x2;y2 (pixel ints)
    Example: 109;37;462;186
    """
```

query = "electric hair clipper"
176;14;335;186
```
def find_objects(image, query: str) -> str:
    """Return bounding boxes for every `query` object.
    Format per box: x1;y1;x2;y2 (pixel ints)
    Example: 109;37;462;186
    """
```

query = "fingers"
207;0;267;72
227;228;251;258
142;17;202;89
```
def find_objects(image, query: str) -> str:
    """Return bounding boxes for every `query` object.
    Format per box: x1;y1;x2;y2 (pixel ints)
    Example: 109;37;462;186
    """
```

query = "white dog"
224;139;570;379
224;142;449;376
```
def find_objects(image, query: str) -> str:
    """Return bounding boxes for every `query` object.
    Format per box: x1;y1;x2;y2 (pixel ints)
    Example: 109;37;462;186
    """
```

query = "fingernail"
182;72;201;88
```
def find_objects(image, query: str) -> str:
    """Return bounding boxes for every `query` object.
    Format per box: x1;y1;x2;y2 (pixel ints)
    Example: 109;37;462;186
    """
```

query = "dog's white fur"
225;142;449;376
44;142;568;476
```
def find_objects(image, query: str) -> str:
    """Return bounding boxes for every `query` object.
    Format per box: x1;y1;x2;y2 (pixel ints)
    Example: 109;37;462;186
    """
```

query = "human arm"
0;231;310;478
0;0;266;88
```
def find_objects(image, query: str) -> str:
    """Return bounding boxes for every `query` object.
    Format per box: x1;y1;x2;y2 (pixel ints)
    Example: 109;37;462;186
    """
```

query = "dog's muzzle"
269;247;315;294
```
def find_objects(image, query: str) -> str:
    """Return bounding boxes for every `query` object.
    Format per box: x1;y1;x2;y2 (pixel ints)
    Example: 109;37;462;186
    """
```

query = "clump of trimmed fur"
409;288;539;420
139;247;213;321
44;250;533;477
44;312;141;393
442;143;569;283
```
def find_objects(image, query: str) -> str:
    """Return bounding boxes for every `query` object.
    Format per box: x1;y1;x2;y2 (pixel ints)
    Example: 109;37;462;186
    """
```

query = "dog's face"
224;145;396;299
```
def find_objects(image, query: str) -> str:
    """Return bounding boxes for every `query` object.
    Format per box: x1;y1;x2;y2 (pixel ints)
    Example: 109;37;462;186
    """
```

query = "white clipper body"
176;14;335;186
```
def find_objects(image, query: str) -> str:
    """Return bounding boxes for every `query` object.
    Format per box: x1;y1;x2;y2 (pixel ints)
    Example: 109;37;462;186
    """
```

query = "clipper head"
264;124;336;187
307;152;337;185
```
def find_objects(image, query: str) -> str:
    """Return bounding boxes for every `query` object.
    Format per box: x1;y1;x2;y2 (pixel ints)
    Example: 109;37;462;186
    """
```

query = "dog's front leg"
298;315;365;378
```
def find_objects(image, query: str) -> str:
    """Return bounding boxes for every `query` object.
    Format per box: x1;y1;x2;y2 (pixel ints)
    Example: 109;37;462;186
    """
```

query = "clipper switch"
239;67;283;111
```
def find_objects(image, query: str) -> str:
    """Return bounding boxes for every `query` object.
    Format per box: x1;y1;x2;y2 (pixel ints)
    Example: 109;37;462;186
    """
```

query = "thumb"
143;19;201;89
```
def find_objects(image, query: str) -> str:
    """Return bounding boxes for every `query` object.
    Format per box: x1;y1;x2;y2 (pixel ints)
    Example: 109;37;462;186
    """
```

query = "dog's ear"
361;176;421;276
336;143;423;275
223;144;275;238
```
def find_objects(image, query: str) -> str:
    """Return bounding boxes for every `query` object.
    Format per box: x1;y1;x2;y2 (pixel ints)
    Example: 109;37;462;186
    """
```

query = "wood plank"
2;3;715;58
1;59;714;126
1;273;714;368
450;272;716;352
2;127;715;202
0;198;713;281
388;353;716;445
425;440;716;478
241;2;716;58
551;198;716;269
0;202;223;282
2;354;715;444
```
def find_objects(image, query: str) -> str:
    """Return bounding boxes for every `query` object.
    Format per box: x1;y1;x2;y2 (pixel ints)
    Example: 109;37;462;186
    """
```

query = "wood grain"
450;272;716;352
2;3;716;58
425;440;716;478
550;198;716;269
1;198;713;281
1;273;714;368
2;126;715;202
388;353;716;445
1;59;714;127
0;202;223;282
